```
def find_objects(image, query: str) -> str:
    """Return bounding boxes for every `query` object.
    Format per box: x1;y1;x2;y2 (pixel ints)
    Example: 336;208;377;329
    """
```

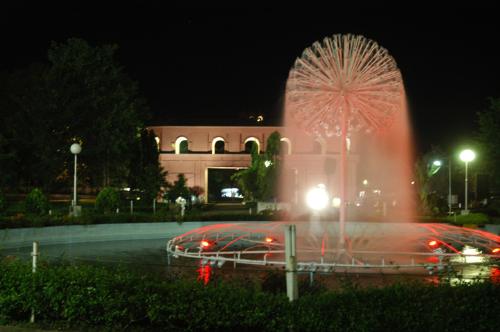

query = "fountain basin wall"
0;221;225;249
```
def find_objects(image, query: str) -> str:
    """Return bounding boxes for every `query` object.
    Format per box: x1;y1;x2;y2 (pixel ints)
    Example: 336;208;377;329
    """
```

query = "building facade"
149;125;359;203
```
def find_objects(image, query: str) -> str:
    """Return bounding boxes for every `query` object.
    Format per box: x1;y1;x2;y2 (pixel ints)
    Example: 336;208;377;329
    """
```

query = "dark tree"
46;38;147;188
0;64;64;190
477;98;500;191
128;129;167;203
0;38;149;191
166;174;190;202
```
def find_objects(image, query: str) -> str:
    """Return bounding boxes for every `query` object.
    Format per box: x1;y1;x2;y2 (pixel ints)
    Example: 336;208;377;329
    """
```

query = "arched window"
312;139;325;154
175;136;189;154
244;137;260;154
211;137;225;154
280;137;292;155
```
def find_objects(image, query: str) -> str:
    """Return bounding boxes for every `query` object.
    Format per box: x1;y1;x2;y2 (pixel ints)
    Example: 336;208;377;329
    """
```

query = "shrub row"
0;260;499;331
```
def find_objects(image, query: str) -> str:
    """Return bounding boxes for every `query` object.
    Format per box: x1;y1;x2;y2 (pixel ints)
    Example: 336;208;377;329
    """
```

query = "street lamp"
70;143;82;216
459;149;476;215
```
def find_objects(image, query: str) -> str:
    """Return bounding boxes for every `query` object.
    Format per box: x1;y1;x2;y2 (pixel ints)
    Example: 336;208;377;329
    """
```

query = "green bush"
445;212;490;225
95;187;120;213
1;260;500;331
24;188;49;215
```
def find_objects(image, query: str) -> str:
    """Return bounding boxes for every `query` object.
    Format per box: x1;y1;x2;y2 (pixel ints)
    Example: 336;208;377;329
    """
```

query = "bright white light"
462;246;485;263
70;143;82;155
123;187;131;192
459;149;476;163
362;179;368;186
264;160;272;168
433;160;442;166
451;245;486;264
221;188;243;198
306;184;329;211
332;197;341;208
411;181;415;185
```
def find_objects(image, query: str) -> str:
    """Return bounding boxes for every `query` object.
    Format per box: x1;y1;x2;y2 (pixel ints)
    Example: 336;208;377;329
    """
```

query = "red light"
492;248;500;254
200;240;211;248
428;240;438;247
197;265;212;285
265;237;274;243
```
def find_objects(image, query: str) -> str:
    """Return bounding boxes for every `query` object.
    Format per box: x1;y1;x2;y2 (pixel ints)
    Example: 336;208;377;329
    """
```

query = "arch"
175;136;189;154
211;137;225;154
280;137;292;155
312;139;326;155
244;137;260;153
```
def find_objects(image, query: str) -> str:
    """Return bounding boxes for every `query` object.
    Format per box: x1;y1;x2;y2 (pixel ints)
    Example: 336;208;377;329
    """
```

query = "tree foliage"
0;38;164;194
46;38;146;187
25;188;49;215
166;174;190;202
415;147;457;215
95;187;120;213
232;131;281;202
128;129;167;203
477;97;500;190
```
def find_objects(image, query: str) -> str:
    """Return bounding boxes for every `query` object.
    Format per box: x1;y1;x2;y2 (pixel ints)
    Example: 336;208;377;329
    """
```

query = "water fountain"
167;34;500;279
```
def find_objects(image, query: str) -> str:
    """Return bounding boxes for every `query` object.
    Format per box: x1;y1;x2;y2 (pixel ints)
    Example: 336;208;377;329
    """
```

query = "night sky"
1;3;499;154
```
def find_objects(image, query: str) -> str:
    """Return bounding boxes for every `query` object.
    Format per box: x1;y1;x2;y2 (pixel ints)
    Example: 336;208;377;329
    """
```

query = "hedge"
1;260;499;331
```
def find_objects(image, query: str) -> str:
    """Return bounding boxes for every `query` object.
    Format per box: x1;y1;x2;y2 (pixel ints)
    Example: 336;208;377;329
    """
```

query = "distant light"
411;181;415;185
332;197;341;208
200;240;211;249
432;160;442;167
362;179;368;186
136;197;141;201
264;160;272;168
123;187;131;192
492;248;500;254
459;149;476;163
461;245;484;264
306;184;329;211
257;115;264;122
265;237;274;243
428;240;438;247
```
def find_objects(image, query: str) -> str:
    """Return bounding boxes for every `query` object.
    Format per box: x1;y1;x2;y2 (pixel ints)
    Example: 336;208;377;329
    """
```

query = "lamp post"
70;143;82;216
459;149;476;215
